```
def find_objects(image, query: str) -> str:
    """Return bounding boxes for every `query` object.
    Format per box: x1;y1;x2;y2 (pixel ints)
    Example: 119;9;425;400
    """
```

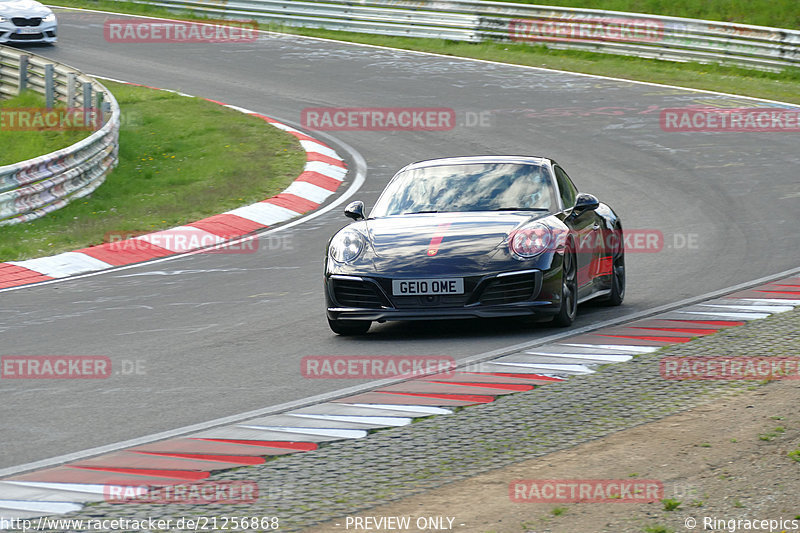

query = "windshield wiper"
492;207;548;211
404;210;439;214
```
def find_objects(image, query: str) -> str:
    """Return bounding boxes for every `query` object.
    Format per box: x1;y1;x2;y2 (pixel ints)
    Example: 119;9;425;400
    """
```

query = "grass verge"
489;0;799;29
0;91;91;165
0;80;305;261
50;0;800;28
48;1;800;105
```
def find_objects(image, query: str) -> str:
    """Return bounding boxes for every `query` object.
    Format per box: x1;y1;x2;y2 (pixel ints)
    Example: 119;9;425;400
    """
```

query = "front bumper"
0;20;57;44
325;269;563;322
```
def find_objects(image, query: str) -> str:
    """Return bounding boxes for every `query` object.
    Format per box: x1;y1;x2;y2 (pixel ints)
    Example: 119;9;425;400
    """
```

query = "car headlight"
329;228;365;264
43;13;56;22
0;16;8;23
508;222;553;259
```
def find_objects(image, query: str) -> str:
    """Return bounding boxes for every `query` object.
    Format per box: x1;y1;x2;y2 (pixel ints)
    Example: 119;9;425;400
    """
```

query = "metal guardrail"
0;46;120;226
121;0;800;71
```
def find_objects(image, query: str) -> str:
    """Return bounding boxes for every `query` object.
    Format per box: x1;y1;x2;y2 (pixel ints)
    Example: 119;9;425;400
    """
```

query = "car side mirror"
572;193;600;215
344;201;365;220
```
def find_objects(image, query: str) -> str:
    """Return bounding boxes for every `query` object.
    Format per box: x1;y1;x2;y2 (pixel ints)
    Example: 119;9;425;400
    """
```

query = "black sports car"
324;156;625;335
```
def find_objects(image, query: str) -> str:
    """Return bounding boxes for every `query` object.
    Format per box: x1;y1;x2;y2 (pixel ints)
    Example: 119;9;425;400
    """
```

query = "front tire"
328;318;371;336
551;241;578;327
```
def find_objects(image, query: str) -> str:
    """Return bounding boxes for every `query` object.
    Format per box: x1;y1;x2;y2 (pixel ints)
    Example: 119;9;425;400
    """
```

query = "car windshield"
370;163;556;217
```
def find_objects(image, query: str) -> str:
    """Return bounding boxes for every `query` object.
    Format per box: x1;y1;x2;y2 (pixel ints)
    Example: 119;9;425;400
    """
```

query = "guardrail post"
83;82;93;129
66;72;76;107
96;91;104;129
19;55;29;94
0;48;120;226
44;64;55;108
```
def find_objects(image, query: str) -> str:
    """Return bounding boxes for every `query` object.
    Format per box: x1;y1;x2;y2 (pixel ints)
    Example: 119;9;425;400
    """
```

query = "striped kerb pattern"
0;90;347;291
1;275;797;521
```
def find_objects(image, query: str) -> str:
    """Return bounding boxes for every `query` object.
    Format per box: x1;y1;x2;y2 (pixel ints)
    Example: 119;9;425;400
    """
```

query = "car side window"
554;165;578;210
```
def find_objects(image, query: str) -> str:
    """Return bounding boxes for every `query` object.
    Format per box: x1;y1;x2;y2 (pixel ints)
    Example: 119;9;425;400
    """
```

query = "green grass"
0;81;304;260
643;525;674;533
56;0;800;29
759;427;786;441
0;91;92;165
491;0;799;29
661;498;682;511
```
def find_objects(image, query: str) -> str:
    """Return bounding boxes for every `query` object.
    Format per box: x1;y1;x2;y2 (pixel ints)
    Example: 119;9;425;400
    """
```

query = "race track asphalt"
1;9;798;468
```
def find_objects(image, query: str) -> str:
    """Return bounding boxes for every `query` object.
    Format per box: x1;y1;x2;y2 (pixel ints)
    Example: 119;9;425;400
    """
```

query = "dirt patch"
309;381;800;533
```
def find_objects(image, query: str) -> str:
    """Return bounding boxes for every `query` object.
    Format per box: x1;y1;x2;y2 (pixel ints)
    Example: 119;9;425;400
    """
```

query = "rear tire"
551;241;578;327
328;318;371;336
601;225;625;307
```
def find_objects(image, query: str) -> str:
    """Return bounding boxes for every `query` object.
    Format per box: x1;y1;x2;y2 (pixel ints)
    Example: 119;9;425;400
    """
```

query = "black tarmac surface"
1;9;798;468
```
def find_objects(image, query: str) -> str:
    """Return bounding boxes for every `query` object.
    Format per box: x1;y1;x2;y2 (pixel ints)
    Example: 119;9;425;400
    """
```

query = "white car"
0;0;57;44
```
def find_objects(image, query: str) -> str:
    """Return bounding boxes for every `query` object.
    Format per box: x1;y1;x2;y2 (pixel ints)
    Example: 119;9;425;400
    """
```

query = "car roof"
399;155;553;172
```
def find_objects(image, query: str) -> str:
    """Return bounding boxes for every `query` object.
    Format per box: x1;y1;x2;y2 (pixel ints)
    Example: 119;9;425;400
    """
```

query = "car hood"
362;212;544;274
0;0;52;17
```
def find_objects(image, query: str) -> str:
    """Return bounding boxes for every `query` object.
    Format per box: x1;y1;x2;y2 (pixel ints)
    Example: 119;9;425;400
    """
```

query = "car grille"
331;278;390;309
478;272;537;305
9;33;45;40
12;17;42;26
391;294;471;308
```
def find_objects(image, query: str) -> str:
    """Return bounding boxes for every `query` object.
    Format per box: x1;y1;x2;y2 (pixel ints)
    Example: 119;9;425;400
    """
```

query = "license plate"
392;278;464;296
16;28;41;34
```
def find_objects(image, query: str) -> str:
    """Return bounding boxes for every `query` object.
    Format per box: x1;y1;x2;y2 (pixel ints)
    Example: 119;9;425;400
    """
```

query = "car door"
553;164;601;296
